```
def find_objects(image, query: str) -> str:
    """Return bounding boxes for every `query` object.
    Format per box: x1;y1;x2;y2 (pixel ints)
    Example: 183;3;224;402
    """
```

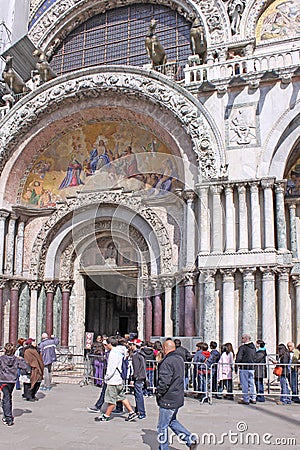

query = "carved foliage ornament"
29;0;228;49
0;70;218;179
30;191;173;278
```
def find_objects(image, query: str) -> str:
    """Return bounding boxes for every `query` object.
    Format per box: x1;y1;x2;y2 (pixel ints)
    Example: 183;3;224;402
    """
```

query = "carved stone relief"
0;68;223;180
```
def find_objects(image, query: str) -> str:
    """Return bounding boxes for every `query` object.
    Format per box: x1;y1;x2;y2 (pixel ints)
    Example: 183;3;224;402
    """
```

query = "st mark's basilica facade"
0;0;299;354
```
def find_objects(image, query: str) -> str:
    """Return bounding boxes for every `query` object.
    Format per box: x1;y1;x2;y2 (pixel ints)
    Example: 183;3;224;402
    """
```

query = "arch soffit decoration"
0;66;226;182
28;0;231;53
241;0;275;40
256;99;300;179
30;192;173;280
56;218;151;281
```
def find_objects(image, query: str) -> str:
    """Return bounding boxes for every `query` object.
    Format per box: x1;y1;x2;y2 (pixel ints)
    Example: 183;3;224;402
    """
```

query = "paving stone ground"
0;383;299;450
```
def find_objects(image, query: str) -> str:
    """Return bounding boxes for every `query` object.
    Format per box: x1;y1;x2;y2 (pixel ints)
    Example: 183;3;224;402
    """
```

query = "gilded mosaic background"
256;0;300;42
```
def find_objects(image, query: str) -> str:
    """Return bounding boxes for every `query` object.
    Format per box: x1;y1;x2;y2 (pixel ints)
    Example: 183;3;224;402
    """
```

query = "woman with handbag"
275;343;291;405
23;338;44;402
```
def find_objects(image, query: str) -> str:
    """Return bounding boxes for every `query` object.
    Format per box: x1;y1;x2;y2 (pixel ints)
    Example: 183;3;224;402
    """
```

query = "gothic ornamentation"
30;191;173;279
0;69;221;179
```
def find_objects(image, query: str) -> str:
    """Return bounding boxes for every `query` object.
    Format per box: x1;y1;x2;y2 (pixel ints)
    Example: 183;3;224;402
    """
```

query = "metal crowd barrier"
78;355;299;405
52;346;85;382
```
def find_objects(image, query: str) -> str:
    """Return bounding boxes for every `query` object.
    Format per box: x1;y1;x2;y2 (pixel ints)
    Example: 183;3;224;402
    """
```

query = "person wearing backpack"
94;337;137;422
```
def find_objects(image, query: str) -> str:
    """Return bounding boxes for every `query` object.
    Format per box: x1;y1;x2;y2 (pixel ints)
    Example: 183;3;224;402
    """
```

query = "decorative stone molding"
60;280;74;293
239;267;256;280
59;219;150;280
0;278;7;289
277;267;290;282
9;279;22;291
292;275;300;288
220;268;236;281
242;0;271;40
260;266;276;280
0;67;224;180
44;281;57;293
182;271;198;286
27;281;42;291
200;269;215;283
29;191;173;279
28;0;229;50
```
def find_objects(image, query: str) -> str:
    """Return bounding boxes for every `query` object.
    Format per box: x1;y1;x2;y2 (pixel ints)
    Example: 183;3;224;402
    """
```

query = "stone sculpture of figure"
190;18;207;64
2;55;27;94
145;18;167;67
33;48;57;83
228;0;246;35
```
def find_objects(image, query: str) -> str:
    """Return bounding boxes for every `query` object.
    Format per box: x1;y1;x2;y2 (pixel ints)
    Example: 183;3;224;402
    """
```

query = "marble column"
211;185;223;253
0;280;7;345
241;268;256;338
202;269;216;342
224;185;235;252
221;269;236;344
249;182;261;250
184;191;196;267
0;211;9;274
9;280;21;343
5;214;17;276
292;276;300;345
261;179;275;250
152;280;162;337
260;268;276;355
60;281;73;347
183;272;197;336
28;281;40;340
178;283;185;336
161;276;173;337
197;185;209;254
143;280;153;342
237;185;248;251
274;182;287;251
277;268;291;343
44;281;56;337
15;219;25;275
288;203;298;258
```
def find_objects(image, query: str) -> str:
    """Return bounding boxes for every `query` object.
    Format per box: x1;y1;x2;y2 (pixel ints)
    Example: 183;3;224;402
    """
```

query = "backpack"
117;357;129;380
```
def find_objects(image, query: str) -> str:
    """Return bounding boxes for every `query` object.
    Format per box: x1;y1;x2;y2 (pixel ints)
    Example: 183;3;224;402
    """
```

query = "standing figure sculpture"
190;18;207;64
33;48;57;83
145;19;167;68
228;0;246;35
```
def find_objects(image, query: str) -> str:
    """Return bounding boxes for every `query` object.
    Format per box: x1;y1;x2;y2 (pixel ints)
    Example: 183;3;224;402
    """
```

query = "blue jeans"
288;370;299;400
255;377;265;401
0;382;14;423
157;407;195;450
134;380;146;416
280;376;291;404
239;370;256;403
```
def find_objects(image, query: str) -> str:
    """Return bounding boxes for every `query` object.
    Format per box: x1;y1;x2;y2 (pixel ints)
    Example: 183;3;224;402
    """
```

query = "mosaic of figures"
21;122;182;208
256;0;300;42
286;157;300;197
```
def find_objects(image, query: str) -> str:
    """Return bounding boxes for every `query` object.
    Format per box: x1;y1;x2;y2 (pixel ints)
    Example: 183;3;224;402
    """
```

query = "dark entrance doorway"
85;276;137;337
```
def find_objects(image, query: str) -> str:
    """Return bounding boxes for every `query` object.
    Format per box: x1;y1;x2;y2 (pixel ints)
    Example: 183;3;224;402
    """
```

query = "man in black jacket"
156;340;198;449
130;339;147;419
235;334;257;405
174;339;192;390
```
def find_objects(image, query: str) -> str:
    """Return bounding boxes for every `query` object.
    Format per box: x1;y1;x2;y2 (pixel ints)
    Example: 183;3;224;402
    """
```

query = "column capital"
201;269;216;283
0;278;7;289
260;266;276;280
291;275;300;287
28;280;42;291
261;178;275;190
159;275;174;289
0;210;10;220
274;181;286;194
44;280;57;293
60;280;74;293
277;267;290;281
249;182;259;193
210;185;223;195
224;185;234;195
220;268;236;280
182;271;198;286
237;184;247;195
288;202;296;212
141;277;151;293
195;184;209;195
9;279;22;290
240;267;256;280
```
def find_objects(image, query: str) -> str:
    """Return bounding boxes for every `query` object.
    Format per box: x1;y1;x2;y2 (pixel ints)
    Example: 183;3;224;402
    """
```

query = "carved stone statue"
190;18;207;64
145;19;167;67
228;0;246;35
2;55;27;94
33;48;57;83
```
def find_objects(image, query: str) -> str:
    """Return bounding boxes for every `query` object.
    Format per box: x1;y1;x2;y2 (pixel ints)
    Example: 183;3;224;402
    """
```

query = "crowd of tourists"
0;333;59;426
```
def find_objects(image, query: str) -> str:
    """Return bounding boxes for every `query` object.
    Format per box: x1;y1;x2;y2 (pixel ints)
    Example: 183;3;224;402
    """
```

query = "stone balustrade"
184;48;300;86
